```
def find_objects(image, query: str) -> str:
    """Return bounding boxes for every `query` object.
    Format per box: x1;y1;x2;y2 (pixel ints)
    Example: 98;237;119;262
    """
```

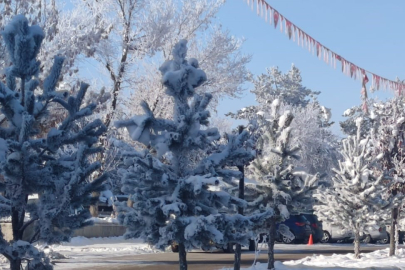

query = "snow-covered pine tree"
314;118;390;259
207;125;258;270
115;40;271;270
245;99;319;270
340;98;374;137
0;15;107;270
227;65;338;182
366;97;405;256
250;65;320;107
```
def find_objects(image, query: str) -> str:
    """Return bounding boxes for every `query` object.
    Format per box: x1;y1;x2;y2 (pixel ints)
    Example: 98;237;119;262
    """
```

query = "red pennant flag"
341;59;345;73
373;74;380;90
260;0;264;17
269;6;272;24
273;10;279;28
292;25;296;41
350;63;356;78
297;29;301;46
363;72;369;84
286;20;292;39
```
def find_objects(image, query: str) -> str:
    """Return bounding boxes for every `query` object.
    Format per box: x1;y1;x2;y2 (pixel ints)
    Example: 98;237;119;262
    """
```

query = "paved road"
55;245;387;270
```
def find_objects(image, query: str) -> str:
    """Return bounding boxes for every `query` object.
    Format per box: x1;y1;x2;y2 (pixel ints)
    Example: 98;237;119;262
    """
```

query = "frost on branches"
0;0;110;84
0;16;107;270
366;97;405;255
340;98;374;137
251;65;320;107
245;100;319;270
228;65;338;181
314;119;390;259
115;40;271;270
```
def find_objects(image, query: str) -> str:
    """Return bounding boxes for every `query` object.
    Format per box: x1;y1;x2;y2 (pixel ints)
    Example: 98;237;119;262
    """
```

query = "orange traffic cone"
307;234;313;245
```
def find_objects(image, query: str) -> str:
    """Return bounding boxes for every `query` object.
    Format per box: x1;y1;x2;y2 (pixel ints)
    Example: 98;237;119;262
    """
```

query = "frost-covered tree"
340;99;374;137
0;0;111;141
314;119;390;259
341;97;405;255
228;65;338;181
115;40;270;270
251;65;320;107
0;0;110;85
0;15;107;269
78;0;249;127
365;97;405;255
282;102;338;178
71;0;250;212
244;100;319;270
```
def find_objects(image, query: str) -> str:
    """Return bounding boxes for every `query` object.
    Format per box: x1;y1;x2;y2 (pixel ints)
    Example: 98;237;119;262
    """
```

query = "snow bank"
87;216;119;224
52;236;160;255
42;236;161;262
0;236;162;269
225;248;405;270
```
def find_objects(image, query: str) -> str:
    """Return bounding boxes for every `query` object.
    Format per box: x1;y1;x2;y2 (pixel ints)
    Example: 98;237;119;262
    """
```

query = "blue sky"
215;0;405;136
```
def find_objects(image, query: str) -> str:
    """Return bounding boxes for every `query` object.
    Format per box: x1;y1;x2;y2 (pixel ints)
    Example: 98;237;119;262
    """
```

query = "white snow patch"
224;248;405;270
0;236;162;269
87;216;119;224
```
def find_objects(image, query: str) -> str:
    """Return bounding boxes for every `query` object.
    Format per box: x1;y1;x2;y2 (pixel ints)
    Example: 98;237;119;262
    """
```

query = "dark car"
302;214;323;243
276;215;312;244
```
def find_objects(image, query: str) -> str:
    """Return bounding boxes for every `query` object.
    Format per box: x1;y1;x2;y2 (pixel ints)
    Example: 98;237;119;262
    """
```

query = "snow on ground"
86;216;119;224
231;247;405;270
52;236;159;255
0;236;162;269
0;239;399;269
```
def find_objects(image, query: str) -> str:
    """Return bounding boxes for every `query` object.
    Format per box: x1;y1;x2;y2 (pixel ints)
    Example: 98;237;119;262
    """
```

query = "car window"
297;215;308;222
304;215;317;223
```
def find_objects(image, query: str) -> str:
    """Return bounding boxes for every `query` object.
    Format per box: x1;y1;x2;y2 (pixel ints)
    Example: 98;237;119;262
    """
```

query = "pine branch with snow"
115;40;269;270
365;97;405;256
0;15;107;270
228;65;338;181
314;119;390;259
243;99;319;270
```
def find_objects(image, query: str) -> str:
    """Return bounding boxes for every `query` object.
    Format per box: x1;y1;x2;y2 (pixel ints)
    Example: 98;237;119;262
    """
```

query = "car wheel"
361;234;372;244
377;233;390;244
320;231;332;243
249;240;256;251
281;233;295;244
171;243;179;252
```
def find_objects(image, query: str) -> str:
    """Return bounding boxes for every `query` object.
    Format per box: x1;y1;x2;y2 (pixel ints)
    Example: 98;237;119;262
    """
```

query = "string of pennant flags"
243;0;405;110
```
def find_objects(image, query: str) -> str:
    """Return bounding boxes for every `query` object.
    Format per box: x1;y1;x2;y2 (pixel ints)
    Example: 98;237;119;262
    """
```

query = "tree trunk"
354;230;360;259
390;207;399;256
234;244;241;270
267;217;276;270
9;258;21;270
178;242;187;270
89;191;99;217
234;164;245;270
